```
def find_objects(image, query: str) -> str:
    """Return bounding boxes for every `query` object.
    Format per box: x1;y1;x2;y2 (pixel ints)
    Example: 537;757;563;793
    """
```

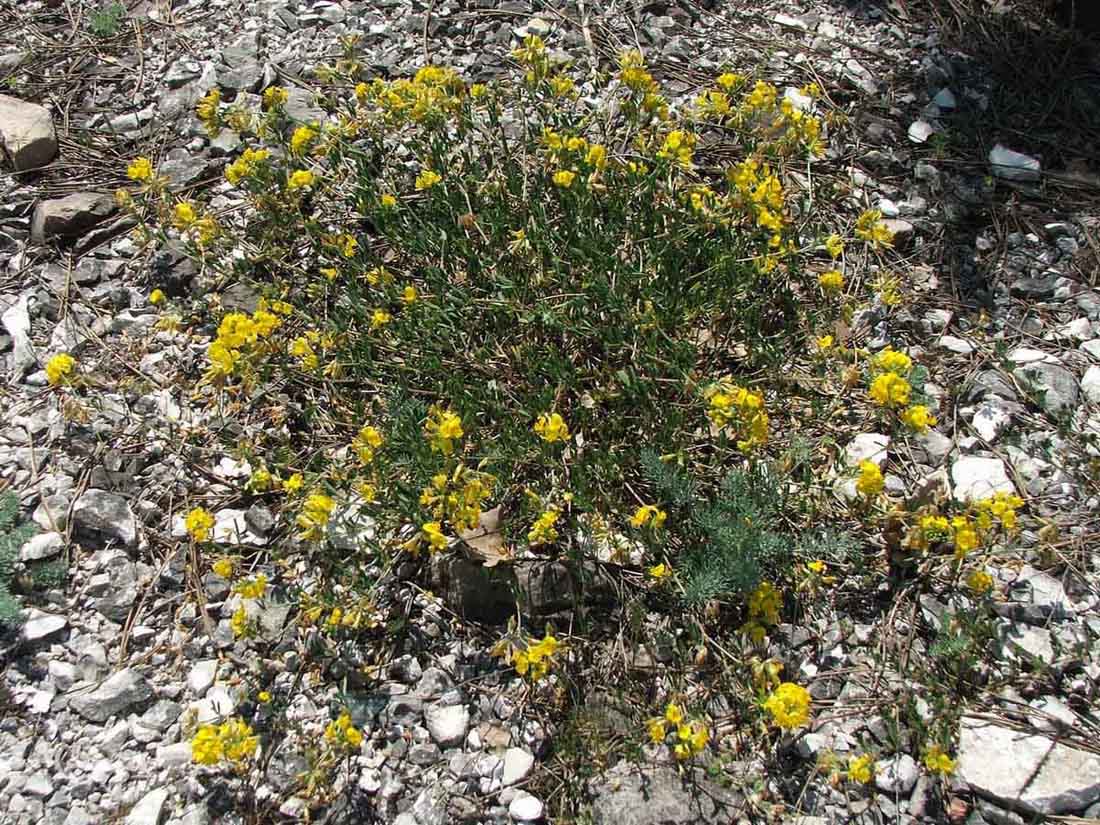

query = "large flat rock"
957;715;1100;815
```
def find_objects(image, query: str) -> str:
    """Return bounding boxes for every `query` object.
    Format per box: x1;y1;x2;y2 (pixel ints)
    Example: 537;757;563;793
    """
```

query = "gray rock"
188;660;217;696
908;120;935;144
990;144;1041;183
972;400;1012;442
1081;365;1100;404
72;489;138;549
509;793;544;821
31;193;116;244
938;335;975;355
951;456;1015;502
20;531;64;561
21;609;68;643
425;702;469;747
2;292;35;378
69;668;153;722
0;94;57;171
142;700;183;732
588;763;744;825
160;147;211;191
883;218;914;245
24;772;53;797
845;433;890;467
1013;361;1078;414
502;746;535;785
219;32;262;91
957;715;1100;815
916;429;952;465
384;695;424;727
125;786;169;825
875;754;919;795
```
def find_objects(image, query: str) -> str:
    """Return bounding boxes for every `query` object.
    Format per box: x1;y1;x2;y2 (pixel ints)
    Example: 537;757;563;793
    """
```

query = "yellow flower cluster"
324;711;364;751
528;509;559;546
533;412;569;443
352;425;383;464
225;147;270;186
541;129;609;189
233;573;267;600
728;158;787;250
357;65;465;127
656;129;696;170
296;491;336;541
171;199;219;247
646;702;709;761
762;681;812;729
703;379;769;452
192;717;258;766
618;50;668;120
424;405;464;454
818;269;844;293
629;504;667;530
195;89;221;136
45;353;77;386
512;633;561;681
908;492;1023;561
855;209;894;248
185;507;216;542
868;347;936;432
847;753;874;784
290;125;317;156
855;461;884;498
511;35;553;86
740;580;782;642
205;303;284;383
419;464;495;533
127;156;155;183
923;744;956;775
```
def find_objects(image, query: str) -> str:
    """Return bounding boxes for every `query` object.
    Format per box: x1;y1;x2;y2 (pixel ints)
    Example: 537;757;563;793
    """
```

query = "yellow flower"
901;404;937;433
818;270;844;293
762;682;812;729
219;718;259;762
402;284;418;304
421;521;448;553
282;472;303;493
185;507;216;542
952;518;980;557
533;412;569;443
424;406;464;454
552;169;576;188
815;335;834;352
149;289;166;306
45;353;76;386
855;209;894;248
415;169;442;190
646;717;667;743
353;425;383;463
173;201;197;229
716;72;742;90
630;504;667;530
874;347;913;374
664;702;684;725
230;604;250;638
297;492;336;540
966;569;994;595
127;156;154;182
212;557;235;578
527;509;560;546
656;129;696;169
855;461;885;498
290;125;317;156
470;83;487;98
824;234;844;258
647;563;670;581
848;753;873;784
923;745;956;775
233;573;268;600
869;372;911;408
585;144;607;170
287;169;315;191
380;193;397;209
191;725;222;765
370;309;392;331
257;690;272;703
262;86;288;109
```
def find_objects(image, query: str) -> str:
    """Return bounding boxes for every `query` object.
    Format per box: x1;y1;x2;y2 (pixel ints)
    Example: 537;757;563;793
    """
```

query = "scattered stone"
990;144;1041;183
72;488;138;549
957;715;1100;815
938;335;975;355
69;668;153;722
972;400;1012;442
501;746;535;786
0;93;57;171
31;192;116;244
125;786;169;825
425;703;469;747
19;530;64;561
588;763;744;825
21;609;67;643
509;793;544;821
951;456;1015;502
1013;361;1079;414
1081;365;1100;404
845;433;890;467
908;120;935;144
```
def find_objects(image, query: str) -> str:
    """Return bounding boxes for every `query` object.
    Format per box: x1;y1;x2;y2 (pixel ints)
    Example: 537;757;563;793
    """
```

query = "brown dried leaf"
459;506;513;568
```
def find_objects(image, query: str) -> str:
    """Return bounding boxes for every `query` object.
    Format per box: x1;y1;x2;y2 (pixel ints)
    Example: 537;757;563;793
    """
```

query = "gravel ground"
1;1;1099;824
